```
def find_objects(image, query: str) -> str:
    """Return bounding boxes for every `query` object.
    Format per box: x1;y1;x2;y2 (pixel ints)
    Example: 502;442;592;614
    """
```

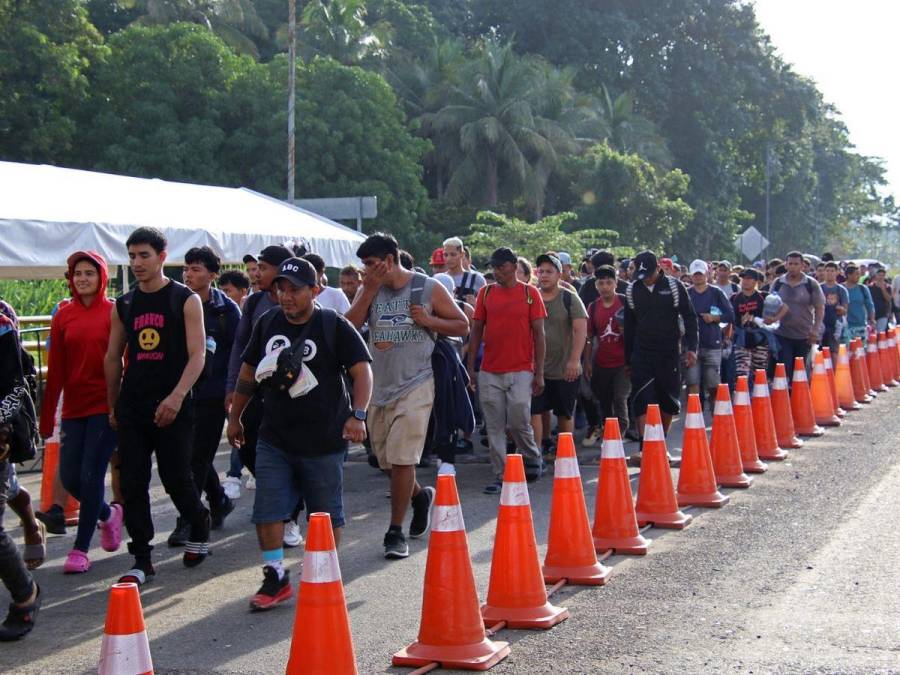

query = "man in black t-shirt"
227;257;372;611
105;227;211;586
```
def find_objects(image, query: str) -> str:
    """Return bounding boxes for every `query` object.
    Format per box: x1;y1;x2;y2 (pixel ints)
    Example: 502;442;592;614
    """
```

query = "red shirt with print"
587;294;626;368
474;282;547;373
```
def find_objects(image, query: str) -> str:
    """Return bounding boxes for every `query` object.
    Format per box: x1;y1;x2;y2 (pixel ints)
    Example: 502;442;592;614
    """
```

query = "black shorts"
531;378;579;418
629;348;681;418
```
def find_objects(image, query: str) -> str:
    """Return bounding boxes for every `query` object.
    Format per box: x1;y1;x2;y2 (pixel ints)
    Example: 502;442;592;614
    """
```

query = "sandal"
23;521;45;571
0;584;41;642
63;550;91;574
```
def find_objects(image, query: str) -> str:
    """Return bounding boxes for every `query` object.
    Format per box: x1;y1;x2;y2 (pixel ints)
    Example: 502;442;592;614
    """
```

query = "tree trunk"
486;150;498;207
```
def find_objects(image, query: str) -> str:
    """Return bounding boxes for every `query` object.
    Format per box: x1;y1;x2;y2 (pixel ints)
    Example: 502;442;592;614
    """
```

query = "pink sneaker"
99;503;123;552
63;549;90;574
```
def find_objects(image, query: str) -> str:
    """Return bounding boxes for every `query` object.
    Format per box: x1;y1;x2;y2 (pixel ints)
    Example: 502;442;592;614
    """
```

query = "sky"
752;0;899;198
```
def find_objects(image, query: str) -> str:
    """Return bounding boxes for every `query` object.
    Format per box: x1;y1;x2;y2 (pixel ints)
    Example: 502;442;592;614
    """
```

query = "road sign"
294;196;377;232
737;225;769;261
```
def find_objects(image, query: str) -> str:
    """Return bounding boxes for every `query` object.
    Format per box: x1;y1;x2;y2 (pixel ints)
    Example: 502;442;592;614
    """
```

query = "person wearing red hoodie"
41;252;123;573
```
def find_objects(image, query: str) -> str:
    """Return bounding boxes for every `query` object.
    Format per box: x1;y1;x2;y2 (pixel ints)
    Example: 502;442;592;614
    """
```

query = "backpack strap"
409;272;430;307
625;281;635;311
562;288;572;319
320;307;339;360
666;275;680;309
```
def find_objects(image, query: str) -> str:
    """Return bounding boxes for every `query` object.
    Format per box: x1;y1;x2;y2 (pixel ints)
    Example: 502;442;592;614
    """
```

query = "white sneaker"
222;476;241;500
581;427;601;447
283;520;303;548
245;475;256;490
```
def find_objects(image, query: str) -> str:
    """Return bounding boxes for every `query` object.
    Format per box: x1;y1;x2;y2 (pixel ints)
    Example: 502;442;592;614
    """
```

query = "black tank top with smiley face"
116;280;194;409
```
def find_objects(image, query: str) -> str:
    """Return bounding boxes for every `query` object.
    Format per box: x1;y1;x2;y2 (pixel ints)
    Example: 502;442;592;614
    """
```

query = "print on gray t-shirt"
368;273;436;406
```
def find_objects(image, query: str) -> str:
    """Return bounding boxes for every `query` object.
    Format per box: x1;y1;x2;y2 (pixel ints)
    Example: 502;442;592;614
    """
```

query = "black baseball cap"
489;247;517;267
258;245;293;267
274;257;318;288
739;268;761;281
535;253;562;272
242;254;257;264
632;251;658;281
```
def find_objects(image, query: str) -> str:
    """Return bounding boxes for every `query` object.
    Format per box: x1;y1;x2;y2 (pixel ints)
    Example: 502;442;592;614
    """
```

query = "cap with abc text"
274;257;318;288
632;251;658;281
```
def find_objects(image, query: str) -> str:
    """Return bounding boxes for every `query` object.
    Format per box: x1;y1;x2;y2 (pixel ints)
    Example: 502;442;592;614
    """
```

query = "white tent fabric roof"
0;162;366;279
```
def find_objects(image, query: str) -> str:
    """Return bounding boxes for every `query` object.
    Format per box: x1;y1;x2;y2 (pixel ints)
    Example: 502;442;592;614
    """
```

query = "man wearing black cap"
226;245;304;544
227;257;372;610
468;247;547;493
624;250;699;446
242;254;260;294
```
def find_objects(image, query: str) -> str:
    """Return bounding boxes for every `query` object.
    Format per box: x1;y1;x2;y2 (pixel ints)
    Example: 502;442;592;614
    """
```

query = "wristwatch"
352;409;367;421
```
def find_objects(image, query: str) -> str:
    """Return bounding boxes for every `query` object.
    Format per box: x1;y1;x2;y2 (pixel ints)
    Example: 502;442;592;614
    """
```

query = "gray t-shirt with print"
368;273;436;406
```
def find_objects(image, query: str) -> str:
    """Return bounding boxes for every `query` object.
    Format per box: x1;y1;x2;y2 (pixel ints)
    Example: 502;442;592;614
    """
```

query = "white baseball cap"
689;259;708;276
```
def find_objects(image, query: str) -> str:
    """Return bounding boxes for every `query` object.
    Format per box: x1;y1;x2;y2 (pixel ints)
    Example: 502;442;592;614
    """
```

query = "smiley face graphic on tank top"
133;312;165;361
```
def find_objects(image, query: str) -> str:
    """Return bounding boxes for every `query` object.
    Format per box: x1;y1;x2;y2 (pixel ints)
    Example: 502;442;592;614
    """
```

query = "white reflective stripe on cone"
734;391;751;405
772;377;788;390
685;412;705;428
500;481;530;506
301;550;341;584
868;344;877;353
644;423;665;441
98;632;153;675
554;457;580;478
431;504;465;532
825;359;834;370
713;399;733;416
601;439;625;459
752;384;769;397
838;353;849;365
813;363;826;374
793;368;808;382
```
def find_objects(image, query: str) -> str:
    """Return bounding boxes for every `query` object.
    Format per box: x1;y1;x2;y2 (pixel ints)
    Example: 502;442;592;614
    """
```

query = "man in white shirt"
302;253;351;314
443;237;486;305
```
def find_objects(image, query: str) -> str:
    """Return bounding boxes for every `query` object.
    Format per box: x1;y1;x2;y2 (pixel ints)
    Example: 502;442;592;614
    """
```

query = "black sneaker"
483;479;503;495
167;517;190;547
0;585;40;641
409;486;435;539
35;506;65;535
383;529;409;559
210;496;235;531
249;567;292;611
524;459;543;483
118;559;155;587
183;511;211;568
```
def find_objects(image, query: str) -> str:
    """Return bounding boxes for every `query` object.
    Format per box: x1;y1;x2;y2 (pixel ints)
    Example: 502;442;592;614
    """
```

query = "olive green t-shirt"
542;287;588;379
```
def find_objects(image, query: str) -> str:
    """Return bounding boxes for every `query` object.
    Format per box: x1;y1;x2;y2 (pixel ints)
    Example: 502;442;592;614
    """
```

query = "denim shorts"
684;347;723;390
251;439;345;529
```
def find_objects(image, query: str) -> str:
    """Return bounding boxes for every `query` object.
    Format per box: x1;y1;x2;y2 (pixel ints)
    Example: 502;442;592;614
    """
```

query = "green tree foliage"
0;0;106;163
466;211;618;264
566;144;694;254
299;0;391;65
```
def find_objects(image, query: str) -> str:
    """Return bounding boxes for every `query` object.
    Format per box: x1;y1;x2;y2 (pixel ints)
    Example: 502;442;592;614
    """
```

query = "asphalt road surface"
3;389;900;674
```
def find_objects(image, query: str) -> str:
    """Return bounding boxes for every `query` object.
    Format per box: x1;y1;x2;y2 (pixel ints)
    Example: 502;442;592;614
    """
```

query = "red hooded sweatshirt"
39;251;113;436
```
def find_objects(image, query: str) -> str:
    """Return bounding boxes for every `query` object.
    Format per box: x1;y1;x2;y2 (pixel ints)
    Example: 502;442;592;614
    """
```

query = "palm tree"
133;0;269;57
598;85;672;168
434;40;573;211
299;0;392;65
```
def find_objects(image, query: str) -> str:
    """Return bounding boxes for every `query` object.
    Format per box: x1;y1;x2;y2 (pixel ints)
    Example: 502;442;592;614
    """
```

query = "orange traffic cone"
858;337;877;398
709;385;753;488
677;394;730;507
892;329;900;378
482;455;569;629
751;369;788;460
733;376;766;474
790;357;824;437
835;344;861;411
811;351;841;427
286;513;357;674
770;363;803;448
850;338;874;403
821;347;846;417
866;337;887;392
543;433;612;585
98;582;153;675
393;475;510;670
878;332;898;386
592;418;649;555
634;405;692;529
40;432;80;526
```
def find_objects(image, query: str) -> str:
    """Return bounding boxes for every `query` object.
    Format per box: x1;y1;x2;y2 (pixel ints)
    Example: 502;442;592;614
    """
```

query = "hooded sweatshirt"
40;251;113;436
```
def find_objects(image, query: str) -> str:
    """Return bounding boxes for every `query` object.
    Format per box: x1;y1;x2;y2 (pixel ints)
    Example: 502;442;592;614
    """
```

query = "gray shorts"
685;347;723;390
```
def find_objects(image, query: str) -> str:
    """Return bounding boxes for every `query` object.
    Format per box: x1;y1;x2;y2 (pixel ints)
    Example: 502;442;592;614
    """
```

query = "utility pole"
287;0;296;202
764;143;772;254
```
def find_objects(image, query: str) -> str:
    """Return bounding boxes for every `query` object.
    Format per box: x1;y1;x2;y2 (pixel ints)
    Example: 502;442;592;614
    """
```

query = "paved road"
3;389;900;674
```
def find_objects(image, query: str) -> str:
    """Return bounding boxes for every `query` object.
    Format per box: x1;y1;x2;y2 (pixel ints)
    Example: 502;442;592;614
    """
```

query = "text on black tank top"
118;281;193;404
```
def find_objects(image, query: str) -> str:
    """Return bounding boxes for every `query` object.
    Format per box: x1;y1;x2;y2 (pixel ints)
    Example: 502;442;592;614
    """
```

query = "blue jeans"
251;439;344;529
59;415;116;552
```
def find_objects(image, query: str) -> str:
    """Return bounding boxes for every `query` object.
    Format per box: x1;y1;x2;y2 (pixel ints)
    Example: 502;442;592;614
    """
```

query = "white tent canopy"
0;161;366;279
